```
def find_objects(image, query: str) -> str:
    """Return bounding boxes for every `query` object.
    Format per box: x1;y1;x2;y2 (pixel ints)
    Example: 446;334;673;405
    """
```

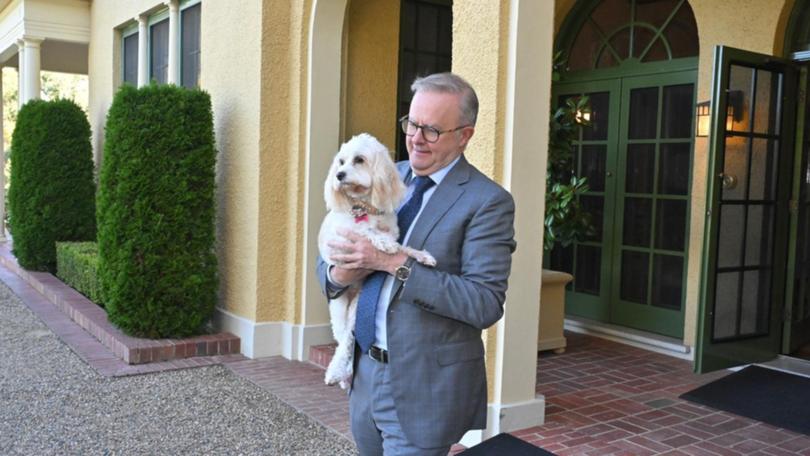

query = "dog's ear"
370;149;406;214
324;155;352;212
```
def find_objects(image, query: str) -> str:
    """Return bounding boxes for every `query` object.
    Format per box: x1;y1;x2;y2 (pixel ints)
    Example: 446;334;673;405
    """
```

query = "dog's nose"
336;171;346;181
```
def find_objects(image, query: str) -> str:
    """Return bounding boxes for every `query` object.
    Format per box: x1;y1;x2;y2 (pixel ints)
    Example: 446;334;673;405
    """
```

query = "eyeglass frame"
399;115;471;143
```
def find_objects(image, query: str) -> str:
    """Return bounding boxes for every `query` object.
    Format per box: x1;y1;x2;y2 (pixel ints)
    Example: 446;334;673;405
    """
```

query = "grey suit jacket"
317;155;516;448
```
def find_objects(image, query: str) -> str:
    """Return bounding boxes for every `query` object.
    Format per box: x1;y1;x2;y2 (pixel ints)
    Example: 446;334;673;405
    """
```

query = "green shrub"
56;242;102;306
97;84;217;338
7;99;96;272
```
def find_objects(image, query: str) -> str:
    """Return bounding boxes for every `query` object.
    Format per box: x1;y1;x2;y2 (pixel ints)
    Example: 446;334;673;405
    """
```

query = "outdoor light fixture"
695;90;744;138
695;100;710;137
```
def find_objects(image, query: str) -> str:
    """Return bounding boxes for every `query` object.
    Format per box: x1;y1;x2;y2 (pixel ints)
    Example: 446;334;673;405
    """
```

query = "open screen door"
695;46;798;373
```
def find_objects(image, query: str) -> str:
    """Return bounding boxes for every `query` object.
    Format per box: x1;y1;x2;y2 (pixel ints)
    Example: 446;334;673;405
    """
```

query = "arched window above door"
560;0;699;72
786;0;810;56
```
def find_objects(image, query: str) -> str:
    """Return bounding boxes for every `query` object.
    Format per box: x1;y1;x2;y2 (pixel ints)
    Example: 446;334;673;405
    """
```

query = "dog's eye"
338;159;345;165
353;156;365;165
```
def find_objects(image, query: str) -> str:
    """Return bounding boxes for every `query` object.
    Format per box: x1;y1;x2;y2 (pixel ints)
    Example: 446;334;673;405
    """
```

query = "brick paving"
5;240;810;454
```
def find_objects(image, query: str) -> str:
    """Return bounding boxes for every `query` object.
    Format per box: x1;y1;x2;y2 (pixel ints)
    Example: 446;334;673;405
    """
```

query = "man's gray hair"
411;72;478;127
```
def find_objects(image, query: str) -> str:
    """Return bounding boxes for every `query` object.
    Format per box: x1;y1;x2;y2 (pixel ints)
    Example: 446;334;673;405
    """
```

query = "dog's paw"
415;250;437;267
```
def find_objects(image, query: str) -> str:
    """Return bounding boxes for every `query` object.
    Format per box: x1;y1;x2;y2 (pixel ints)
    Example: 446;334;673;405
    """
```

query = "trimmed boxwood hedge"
97;84;217;338
56;242;102;306
7;99;96;272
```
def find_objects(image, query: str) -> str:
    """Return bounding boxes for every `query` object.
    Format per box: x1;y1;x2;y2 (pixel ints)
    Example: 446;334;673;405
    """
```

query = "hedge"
7;99;96;272
97;84;217;338
56;242;102;306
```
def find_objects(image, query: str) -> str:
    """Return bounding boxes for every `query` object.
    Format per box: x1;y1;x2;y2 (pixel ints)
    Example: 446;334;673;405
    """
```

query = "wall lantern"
695;91;744;138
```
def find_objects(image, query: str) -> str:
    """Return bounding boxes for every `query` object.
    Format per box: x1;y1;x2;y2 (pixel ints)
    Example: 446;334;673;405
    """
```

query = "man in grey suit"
319;72;516;455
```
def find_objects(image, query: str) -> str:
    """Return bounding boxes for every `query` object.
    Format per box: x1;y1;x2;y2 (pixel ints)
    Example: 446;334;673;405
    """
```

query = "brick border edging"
0;243;239;365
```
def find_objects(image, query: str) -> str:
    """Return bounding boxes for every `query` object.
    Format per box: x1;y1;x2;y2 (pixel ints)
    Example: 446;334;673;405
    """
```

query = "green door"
551;72;694;338
611;72;694;337
696;46;798;373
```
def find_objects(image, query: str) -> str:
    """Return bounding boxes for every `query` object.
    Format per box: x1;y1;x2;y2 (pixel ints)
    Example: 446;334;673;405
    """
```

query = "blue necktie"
354;176;436;353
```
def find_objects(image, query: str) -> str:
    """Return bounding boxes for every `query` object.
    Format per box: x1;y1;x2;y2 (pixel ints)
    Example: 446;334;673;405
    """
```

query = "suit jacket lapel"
392;156;470;298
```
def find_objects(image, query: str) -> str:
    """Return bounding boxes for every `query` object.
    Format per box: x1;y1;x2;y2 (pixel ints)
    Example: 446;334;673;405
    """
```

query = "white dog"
318;133;436;389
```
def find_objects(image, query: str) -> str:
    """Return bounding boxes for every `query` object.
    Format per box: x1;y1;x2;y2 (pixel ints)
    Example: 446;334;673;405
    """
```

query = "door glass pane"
713;271;740;340
661;84;695;138
740;269;770;336
626;144;655;193
583;92;610;141
150;19;169;84
745;205;774;267
580;145;606;191
621;251;649;304
658;143;691;195
574;246;601;295
655;199;686;251
629;87;659;139
749;138;779;201
717;205;744;268
623;197;652;247
580;195;604;242
652;254;683;310
721;137;750;200
549;244;573;275
753;69;781;135
728;65;753;132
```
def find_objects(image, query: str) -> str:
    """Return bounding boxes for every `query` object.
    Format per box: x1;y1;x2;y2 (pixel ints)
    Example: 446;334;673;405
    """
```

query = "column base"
459;395;546;447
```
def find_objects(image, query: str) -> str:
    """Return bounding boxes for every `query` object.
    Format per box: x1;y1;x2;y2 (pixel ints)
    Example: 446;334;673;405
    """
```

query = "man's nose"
412;126;427;143
336;171;346;181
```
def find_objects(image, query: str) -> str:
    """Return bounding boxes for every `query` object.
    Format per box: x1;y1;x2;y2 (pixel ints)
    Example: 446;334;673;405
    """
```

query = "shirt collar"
409;155;462;187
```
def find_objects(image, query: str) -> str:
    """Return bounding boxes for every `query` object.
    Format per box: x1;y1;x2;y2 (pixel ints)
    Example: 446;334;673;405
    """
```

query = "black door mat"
459;433;557;455
680;365;810;436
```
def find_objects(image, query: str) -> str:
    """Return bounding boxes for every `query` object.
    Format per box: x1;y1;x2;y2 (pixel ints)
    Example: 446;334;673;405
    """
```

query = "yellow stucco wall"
89;0;263;321
342;0;399;150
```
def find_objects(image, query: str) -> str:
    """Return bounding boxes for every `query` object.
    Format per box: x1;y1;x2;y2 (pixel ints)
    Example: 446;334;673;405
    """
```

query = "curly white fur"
318;133;436;389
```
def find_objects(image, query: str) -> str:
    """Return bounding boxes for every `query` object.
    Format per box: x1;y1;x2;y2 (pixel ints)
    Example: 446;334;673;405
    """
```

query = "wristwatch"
394;260;413;282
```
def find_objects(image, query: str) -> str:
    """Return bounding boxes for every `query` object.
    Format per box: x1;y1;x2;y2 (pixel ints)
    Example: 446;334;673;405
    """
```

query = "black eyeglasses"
399;115;470;143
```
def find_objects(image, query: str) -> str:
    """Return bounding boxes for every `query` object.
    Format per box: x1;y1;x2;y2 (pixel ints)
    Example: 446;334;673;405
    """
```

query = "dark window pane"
123;32;139;85
574;245;601;295
652;254;683;310
400;1;416;49
717;204;744;268
549;243;574;276
580;145;606;191
629;87;659;139
580;195;603;242
626;143;655;193
721;137;749;200
659;143;691;195
655;199;686;251
713;271;740;340
753;69;781;135
728;65;754;132
621;250;649;304
416;4;439;51
437;7;452;55
568;20;600;71
640;38;668;63
661;84;694;138
181;3;201;88
666;3;699;58
582;92;609;141
623;197;652;247
150;18;169;84
749;138;779;201
745;205;774;267
740;269;770;336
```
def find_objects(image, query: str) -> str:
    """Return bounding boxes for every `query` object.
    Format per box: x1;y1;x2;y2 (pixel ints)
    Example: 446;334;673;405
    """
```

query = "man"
318;72;516;455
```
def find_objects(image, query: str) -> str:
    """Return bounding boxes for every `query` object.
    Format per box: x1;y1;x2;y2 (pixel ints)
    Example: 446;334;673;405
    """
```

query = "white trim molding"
459;397;546;448
214;307;334;360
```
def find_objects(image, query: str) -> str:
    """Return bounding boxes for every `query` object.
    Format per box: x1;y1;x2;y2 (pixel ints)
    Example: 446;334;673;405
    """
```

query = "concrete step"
309;343;336;370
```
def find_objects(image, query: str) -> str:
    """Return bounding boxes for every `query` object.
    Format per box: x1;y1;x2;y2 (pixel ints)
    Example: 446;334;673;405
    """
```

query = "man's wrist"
327;265;349;288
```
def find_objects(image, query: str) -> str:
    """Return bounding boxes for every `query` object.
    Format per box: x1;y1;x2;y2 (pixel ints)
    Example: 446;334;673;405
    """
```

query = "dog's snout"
336;171;346;181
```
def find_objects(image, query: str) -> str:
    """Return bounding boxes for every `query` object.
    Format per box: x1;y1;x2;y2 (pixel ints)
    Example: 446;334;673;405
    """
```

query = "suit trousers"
350;352;452;456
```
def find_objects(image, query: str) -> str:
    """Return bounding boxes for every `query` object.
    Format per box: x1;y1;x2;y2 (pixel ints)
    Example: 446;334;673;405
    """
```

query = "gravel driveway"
0;282;357;455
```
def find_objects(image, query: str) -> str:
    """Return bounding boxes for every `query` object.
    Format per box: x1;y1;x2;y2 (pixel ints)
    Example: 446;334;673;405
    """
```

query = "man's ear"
458;126;475;149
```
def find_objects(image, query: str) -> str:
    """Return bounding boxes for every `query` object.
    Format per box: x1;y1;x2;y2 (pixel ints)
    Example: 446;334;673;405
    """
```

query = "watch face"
396;265;410;281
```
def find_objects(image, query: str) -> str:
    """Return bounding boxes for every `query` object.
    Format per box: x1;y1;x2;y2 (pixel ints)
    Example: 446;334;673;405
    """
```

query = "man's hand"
328;228;409;278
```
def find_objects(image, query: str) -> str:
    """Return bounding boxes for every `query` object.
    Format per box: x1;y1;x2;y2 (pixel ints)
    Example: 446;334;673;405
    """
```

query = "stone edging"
0;244;239;365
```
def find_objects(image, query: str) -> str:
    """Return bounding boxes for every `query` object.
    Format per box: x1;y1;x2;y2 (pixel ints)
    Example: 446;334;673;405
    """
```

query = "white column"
16;40;24;109
0;67;6;241
461;0;554;446
167;0;180;85
21;37;43;104
137;14;149;87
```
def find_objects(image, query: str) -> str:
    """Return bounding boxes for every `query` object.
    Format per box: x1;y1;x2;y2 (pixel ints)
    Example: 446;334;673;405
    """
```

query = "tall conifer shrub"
97;84;217;338
8;99;96;272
